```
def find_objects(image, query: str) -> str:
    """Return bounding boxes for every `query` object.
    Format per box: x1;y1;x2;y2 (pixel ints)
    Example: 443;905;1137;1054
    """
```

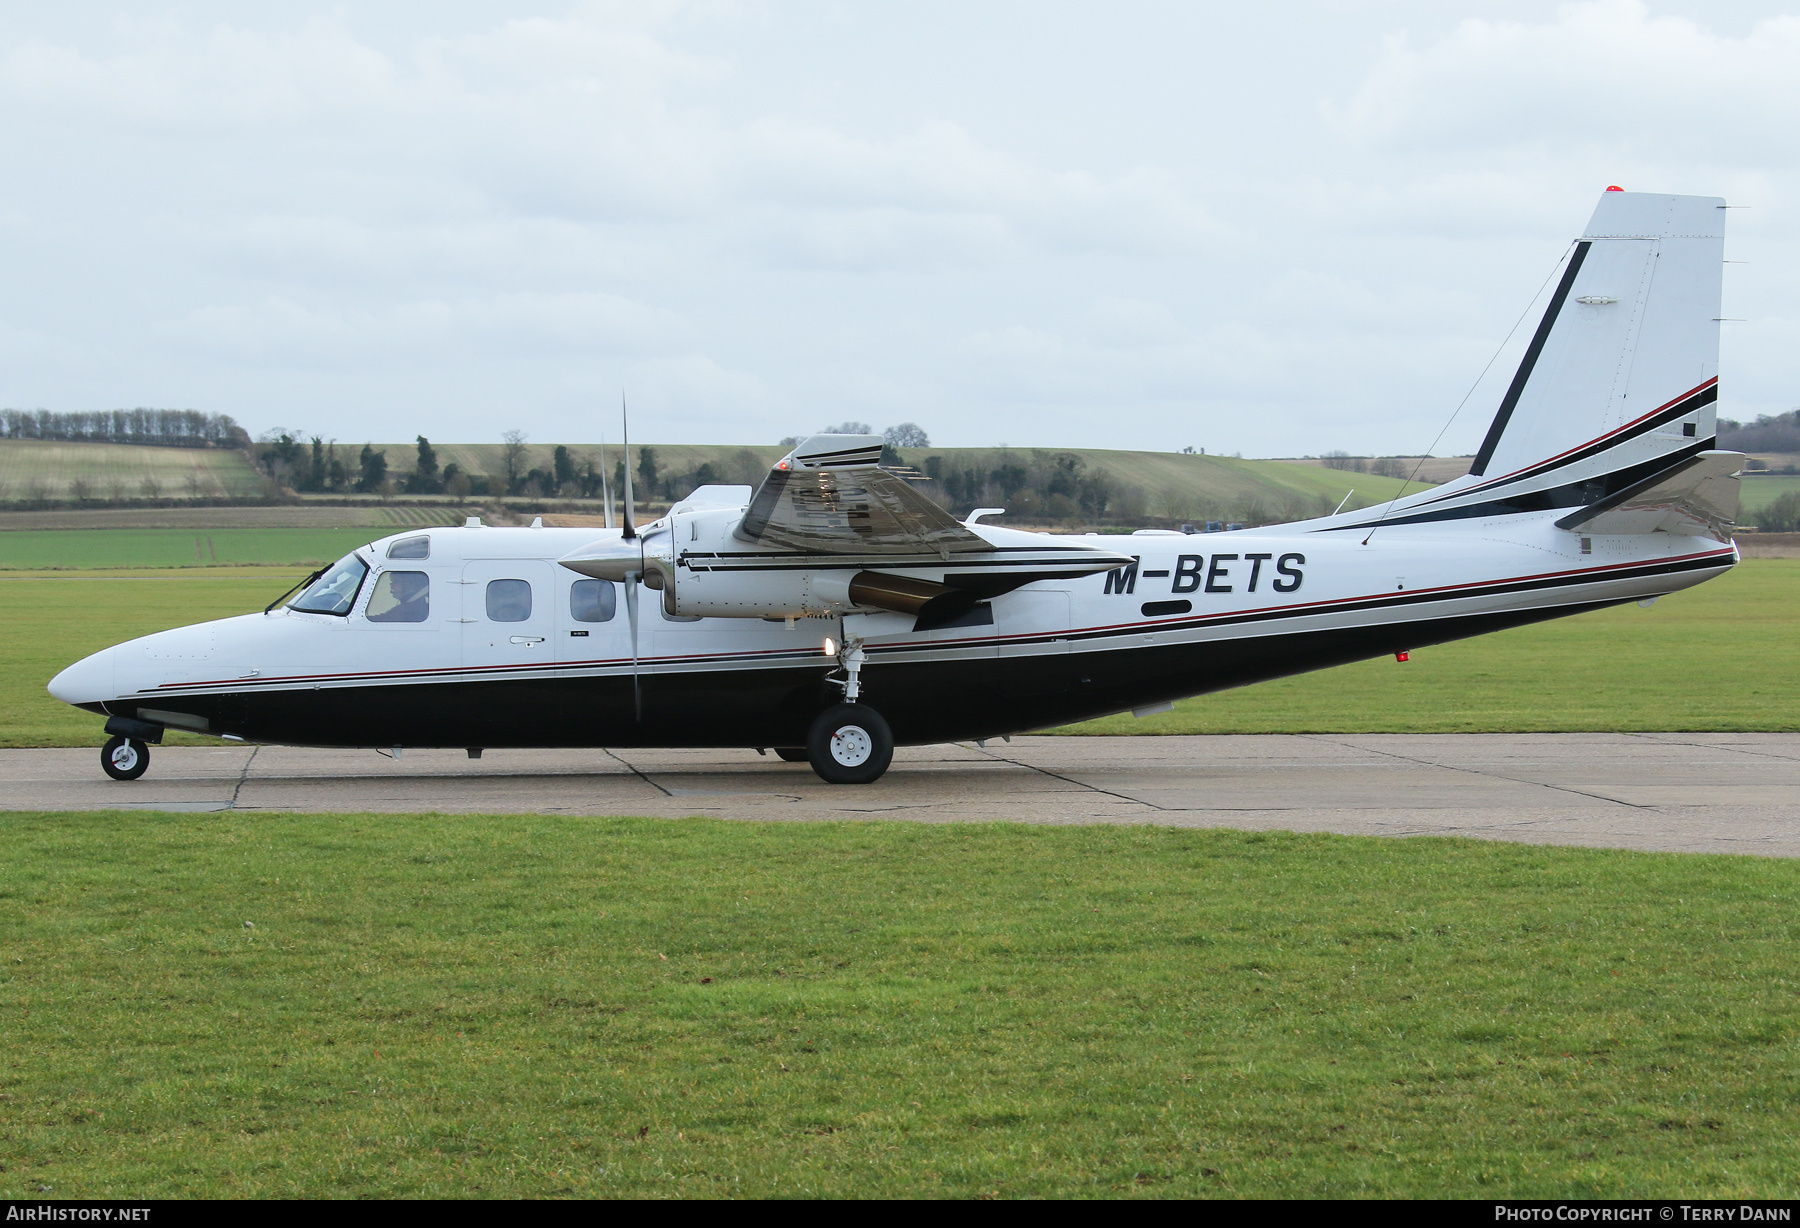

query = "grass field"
1740;474;1800;514
2;815;1797;1198
0;528;387;571
3;560;1794;748
0;440;258;501
0;505;466;532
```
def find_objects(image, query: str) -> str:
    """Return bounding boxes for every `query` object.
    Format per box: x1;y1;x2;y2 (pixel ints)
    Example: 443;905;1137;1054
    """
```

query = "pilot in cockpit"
367;571;431;623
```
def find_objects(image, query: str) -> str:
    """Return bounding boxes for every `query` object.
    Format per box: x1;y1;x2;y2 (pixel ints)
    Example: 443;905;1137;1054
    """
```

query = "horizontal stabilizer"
785;433;885;470
1554;450;1744;540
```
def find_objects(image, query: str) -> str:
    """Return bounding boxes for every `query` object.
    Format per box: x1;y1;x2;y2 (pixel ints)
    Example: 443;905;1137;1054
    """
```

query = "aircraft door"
461;560;558;674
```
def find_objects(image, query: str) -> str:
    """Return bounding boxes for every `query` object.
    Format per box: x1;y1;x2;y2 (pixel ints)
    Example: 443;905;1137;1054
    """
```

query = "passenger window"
387;535;430;560
486;578;532;622
366;571;430;623
569;579;616;623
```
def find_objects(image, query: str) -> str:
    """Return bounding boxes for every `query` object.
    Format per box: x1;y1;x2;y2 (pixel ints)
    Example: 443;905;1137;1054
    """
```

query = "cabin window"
569;579;616;623
367;571;431;623
387;535;430;560
289;554;368;617
486;578;533;622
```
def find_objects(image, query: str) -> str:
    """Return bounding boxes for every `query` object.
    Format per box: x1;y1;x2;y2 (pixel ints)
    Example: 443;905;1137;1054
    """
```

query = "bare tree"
884;422;930;448
140;475;163;498
501;430;529;493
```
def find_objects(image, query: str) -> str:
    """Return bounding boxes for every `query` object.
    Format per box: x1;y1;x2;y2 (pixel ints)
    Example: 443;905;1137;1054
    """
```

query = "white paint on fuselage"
48;515;1735;714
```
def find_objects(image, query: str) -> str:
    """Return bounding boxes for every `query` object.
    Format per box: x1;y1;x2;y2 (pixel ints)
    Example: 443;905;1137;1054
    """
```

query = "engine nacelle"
666;566;859;619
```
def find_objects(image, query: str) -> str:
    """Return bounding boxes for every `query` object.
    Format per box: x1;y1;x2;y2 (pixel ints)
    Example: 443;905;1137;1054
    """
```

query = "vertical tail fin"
1466;190;1724;493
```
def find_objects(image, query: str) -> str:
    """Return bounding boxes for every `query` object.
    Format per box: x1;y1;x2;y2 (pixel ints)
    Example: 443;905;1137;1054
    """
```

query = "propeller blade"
624;569;642;721
620;392;637;541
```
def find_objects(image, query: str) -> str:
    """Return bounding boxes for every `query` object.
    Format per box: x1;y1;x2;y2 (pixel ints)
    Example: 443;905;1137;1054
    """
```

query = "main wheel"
101;735;149;781
805;704;894;785
773;747;809;763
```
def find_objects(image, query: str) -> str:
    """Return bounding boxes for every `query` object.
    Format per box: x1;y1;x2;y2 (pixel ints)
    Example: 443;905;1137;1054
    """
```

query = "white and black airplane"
50;190;1744;785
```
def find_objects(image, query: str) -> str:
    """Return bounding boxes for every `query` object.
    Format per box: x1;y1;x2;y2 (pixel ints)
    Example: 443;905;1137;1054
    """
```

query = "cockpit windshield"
288;552;369;616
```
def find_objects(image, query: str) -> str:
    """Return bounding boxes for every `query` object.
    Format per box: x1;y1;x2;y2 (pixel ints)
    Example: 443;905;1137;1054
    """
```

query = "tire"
805;704;895;785
101;735;149;781
773;747;809;763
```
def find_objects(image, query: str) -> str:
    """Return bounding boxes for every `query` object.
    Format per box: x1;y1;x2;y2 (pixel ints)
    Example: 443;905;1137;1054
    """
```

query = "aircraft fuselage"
48;516;1736;751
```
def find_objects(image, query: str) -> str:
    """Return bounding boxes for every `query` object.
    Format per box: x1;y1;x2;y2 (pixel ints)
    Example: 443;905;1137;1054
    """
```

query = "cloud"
155;291;684;366
0;2;1791;451
1331;1;1800;165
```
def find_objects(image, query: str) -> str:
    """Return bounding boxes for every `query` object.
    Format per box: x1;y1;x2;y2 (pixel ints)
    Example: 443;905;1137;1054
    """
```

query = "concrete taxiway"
3;733;1797;857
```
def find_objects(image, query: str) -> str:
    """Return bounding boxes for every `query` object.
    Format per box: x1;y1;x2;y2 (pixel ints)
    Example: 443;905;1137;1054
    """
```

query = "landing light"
823;636;838;656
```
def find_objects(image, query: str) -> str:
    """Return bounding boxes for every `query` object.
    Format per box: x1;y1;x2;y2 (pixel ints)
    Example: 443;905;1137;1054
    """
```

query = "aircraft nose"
48;647;115;706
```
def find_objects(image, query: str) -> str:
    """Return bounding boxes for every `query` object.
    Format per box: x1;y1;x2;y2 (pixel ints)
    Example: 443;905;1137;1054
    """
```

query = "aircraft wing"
735;462;990;557
1554;450;1745;540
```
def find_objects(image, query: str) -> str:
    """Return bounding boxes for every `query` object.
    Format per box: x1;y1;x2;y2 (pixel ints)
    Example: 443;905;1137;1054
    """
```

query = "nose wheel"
806;703;894;784
101;735;150;781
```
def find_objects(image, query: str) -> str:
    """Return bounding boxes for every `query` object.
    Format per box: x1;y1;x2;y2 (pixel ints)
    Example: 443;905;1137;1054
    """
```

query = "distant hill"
0;439;260;501
380;441;1426;524
0;436;1435;527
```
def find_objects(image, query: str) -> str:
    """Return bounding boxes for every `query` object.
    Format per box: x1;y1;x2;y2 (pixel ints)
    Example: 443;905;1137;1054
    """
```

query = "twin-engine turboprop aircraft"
50;190;1744;784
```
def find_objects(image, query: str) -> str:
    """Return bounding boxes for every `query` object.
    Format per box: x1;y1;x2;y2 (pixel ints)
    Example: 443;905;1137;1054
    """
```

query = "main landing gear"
101;735;150;781
805;636;894;784
806;703;894;785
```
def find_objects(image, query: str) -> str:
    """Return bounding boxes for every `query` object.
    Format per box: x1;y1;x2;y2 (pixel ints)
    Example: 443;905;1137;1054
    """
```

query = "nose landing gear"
101;735;150;781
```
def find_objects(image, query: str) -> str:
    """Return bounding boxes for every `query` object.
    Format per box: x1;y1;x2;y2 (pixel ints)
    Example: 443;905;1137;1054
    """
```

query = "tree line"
2;409;249;449
1720;411;1800;471
253;421;1353;528
255;431;777;503
1318;451;1415;478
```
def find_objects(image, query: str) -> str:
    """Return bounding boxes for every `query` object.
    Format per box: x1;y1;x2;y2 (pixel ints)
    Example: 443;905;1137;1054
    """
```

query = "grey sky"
0;1;1793;454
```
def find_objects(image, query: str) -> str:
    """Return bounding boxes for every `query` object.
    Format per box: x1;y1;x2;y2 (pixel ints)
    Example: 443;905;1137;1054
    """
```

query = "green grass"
1058;558;1799;735
0;505;468;531
2;815;1798;1198
1739;474;1800;514
0;440;258;501
4;560;1793;749
2;567;312;747
0;528;382;571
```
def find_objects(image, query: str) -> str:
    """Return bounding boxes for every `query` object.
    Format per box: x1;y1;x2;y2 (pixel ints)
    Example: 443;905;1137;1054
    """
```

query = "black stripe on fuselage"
95;594;1646;751
1444;382;1717;502
1322;438;1717;531
110;548;1731;748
